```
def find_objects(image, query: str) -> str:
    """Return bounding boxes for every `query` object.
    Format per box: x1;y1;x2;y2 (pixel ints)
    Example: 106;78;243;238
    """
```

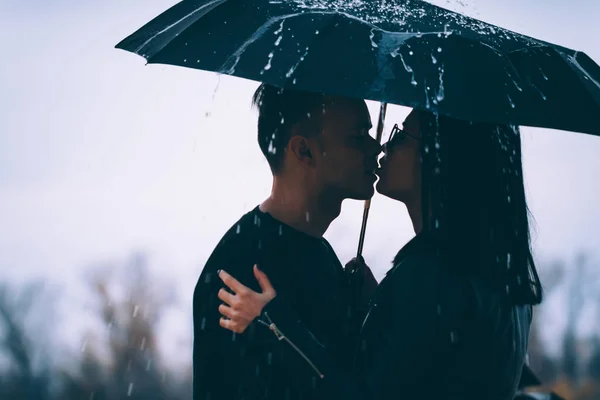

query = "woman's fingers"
218;288;235;306
218;269;250;295
220;317;248;334
253;265;276;297
218;303;252;323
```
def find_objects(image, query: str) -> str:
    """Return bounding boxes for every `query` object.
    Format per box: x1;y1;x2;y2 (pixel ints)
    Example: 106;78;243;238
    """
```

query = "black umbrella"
116;0;600;257
116;0;600;136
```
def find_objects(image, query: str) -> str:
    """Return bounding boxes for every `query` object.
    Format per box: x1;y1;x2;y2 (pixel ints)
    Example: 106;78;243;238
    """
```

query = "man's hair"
252;83;325;174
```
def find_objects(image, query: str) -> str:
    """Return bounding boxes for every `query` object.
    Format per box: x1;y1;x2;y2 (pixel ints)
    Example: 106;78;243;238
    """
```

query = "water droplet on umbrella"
275;36;283;46
184;59;187;63
409;50;414;56
280;116;285;124
437;47;442;53
315;30;320;34
507;94;516;108
431;54;437;64
369;29;378;48
268;141;276;154
398;53;417;86
127;383;134;397
274;20;285;35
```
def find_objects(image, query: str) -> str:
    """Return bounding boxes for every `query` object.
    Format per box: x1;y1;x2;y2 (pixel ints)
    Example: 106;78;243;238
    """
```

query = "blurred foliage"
0;251;598;399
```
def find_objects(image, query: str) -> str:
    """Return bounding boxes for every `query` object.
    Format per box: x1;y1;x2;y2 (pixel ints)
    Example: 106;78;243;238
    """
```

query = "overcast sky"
1;0;599;364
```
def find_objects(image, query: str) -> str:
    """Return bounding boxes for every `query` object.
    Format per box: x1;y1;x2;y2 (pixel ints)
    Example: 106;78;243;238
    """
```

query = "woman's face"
376;110;422;202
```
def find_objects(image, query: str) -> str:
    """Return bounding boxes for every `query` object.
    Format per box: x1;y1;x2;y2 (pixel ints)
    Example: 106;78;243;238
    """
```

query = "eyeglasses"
387;123;420;147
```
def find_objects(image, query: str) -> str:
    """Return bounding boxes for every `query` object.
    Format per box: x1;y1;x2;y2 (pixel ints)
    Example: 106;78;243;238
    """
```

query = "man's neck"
260;184;342;238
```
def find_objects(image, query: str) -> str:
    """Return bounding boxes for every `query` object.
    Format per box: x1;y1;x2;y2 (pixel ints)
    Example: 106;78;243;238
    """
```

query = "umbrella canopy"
116;0;600;135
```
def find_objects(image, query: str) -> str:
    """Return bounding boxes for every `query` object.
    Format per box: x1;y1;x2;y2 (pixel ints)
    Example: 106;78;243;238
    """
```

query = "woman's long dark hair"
419;112;543;306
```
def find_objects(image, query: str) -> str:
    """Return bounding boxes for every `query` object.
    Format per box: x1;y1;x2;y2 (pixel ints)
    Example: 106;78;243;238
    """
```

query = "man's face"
311;97;382;200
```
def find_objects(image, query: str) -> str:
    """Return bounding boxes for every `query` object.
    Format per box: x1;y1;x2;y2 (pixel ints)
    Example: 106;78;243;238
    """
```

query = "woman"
216;110;543;400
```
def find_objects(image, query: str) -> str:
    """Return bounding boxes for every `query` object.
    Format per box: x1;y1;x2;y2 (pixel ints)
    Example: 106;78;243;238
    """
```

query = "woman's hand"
217;265;277;334
345;256;378;303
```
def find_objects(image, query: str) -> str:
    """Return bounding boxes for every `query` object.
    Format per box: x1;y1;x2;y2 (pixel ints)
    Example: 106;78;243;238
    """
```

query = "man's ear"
288;135;314;166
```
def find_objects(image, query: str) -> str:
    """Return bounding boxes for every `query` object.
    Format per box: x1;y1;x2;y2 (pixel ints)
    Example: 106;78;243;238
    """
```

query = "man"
193;83;381;400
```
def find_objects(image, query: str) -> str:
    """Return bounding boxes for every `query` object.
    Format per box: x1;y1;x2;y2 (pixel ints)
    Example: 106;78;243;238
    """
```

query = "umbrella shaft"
356;102;387;257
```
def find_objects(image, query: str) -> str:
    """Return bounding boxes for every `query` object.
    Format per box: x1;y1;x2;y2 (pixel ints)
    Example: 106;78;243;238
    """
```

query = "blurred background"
1;0;599;399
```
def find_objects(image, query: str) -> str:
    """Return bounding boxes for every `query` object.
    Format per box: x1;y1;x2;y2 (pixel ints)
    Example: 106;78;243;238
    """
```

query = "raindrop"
437;47;442;53
409;50;414;56
369;29;379;48
268;141;276;154
236;224;241;234
255;364;261;376
278;225;283;235
436;65;445;102
434;219;439;228
280;116;285;124
311;376;317;388
424;145;430;153
315;30;320;35
507;94;516;108
437;304;442;315
450;331;456;343
232;332;237;342
398;53;417;86
90;392;95;400
80;339;87;353
307;112;311;118
197;59;200;63
505;285;510;294
507;253;511;268
133;305;139;318
140;337;146;350
507;195;511;203
517;275;522;285
146;359;152;371
305;212;310;222
292;78;297;84
274;20;285;35
267;352;273;365
261;52;275;74
431;54;437;64
127;383;134;397
184;59;187;63
275;36;283;46
127;360;132;371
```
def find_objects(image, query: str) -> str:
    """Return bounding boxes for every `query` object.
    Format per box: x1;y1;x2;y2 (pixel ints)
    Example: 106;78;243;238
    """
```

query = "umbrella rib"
136;0;226;55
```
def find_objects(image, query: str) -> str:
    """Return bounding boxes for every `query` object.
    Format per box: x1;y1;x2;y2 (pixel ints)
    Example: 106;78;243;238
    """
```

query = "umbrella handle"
356;102;387;258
